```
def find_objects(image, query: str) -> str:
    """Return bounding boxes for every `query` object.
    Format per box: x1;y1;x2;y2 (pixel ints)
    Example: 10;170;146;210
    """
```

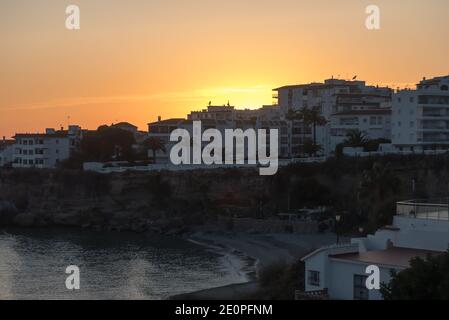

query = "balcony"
397;199;449;220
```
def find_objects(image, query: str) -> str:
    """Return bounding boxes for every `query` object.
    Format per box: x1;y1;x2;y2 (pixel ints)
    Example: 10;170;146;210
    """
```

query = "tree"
287;107;326;157
81;126;136;162
286;109;306;157
344;129;370;148
305;107;328;154
303;139;323;157
381;250;449;300
143;137;166;163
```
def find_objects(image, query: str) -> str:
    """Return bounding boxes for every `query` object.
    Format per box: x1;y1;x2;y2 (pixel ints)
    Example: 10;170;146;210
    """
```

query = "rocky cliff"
0;168;269;232
2;155;449;234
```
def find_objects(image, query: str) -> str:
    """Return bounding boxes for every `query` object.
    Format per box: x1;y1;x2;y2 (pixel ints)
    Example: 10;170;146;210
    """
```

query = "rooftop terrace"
397;199;449;220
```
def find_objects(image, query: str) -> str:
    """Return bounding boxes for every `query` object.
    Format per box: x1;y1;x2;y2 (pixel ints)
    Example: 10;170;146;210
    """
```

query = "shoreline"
171;231;340;300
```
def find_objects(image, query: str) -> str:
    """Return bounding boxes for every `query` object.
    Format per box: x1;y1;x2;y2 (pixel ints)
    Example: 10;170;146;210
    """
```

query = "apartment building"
188;105;283;122
301;199;449;300
11;125;83;169
392;75;449;152
330;92;392;151
274;78;392;156
148;105;290;163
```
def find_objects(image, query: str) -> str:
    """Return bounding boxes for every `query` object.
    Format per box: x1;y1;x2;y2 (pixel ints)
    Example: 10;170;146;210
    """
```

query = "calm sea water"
0;229;249;300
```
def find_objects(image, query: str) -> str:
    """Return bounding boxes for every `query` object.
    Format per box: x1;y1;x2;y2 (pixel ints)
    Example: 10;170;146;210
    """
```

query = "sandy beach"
170;231;341;300
189;231;340;270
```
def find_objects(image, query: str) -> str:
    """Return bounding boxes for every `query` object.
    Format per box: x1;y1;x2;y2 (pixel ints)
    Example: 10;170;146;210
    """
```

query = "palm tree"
344;129;369;147
286;107;310;157
143;137;166;163
304;107;328;156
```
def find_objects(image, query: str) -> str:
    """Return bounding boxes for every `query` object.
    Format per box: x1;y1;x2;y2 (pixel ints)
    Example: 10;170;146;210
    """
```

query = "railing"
295;289;329;300
397;199;449;220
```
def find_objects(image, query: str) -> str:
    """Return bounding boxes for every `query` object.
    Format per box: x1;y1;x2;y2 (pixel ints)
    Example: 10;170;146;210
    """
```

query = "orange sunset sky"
1;0;448;138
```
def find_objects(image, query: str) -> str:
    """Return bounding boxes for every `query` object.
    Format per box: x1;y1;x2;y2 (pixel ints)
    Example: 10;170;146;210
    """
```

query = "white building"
149;104;291;162
147;116;289;162
188;105;283;122
274;78;392;156
11;125;83;169
301;199;449;300
330;108;392;151
392;75;449;152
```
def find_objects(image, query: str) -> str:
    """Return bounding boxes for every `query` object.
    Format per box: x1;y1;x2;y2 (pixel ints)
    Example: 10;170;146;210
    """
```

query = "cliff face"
0;168;270;232
2;155;449;233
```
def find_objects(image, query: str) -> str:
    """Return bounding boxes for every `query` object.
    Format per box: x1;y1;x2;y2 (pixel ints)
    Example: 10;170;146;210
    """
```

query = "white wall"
13;137;71;169
328;260;395;300
391;91;418;149
392;216;449;251
303;244;359;292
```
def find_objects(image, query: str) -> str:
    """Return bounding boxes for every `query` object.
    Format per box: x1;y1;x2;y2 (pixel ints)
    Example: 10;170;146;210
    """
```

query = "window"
398;122;402;127
410;121;415;128
370;117;377;125
377;116;383;125
410;97;414;103
354;275;369;300
308;271;320;287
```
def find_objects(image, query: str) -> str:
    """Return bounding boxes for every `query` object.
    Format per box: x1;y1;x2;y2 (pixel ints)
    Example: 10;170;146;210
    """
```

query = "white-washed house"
301;199;449;300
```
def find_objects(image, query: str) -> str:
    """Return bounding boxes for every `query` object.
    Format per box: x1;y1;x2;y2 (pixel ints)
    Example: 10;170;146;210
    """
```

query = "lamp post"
335;214;342;244
359;227;364;236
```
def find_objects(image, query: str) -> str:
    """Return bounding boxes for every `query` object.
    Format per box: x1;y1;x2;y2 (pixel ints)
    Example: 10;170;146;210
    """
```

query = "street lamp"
335;214;342;244
359;227;364;235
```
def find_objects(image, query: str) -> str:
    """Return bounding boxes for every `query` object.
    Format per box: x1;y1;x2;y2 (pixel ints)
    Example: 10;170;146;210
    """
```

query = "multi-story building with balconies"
148;104;290;163
392;75;449;152
274;78;392;156
11;125;83;169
